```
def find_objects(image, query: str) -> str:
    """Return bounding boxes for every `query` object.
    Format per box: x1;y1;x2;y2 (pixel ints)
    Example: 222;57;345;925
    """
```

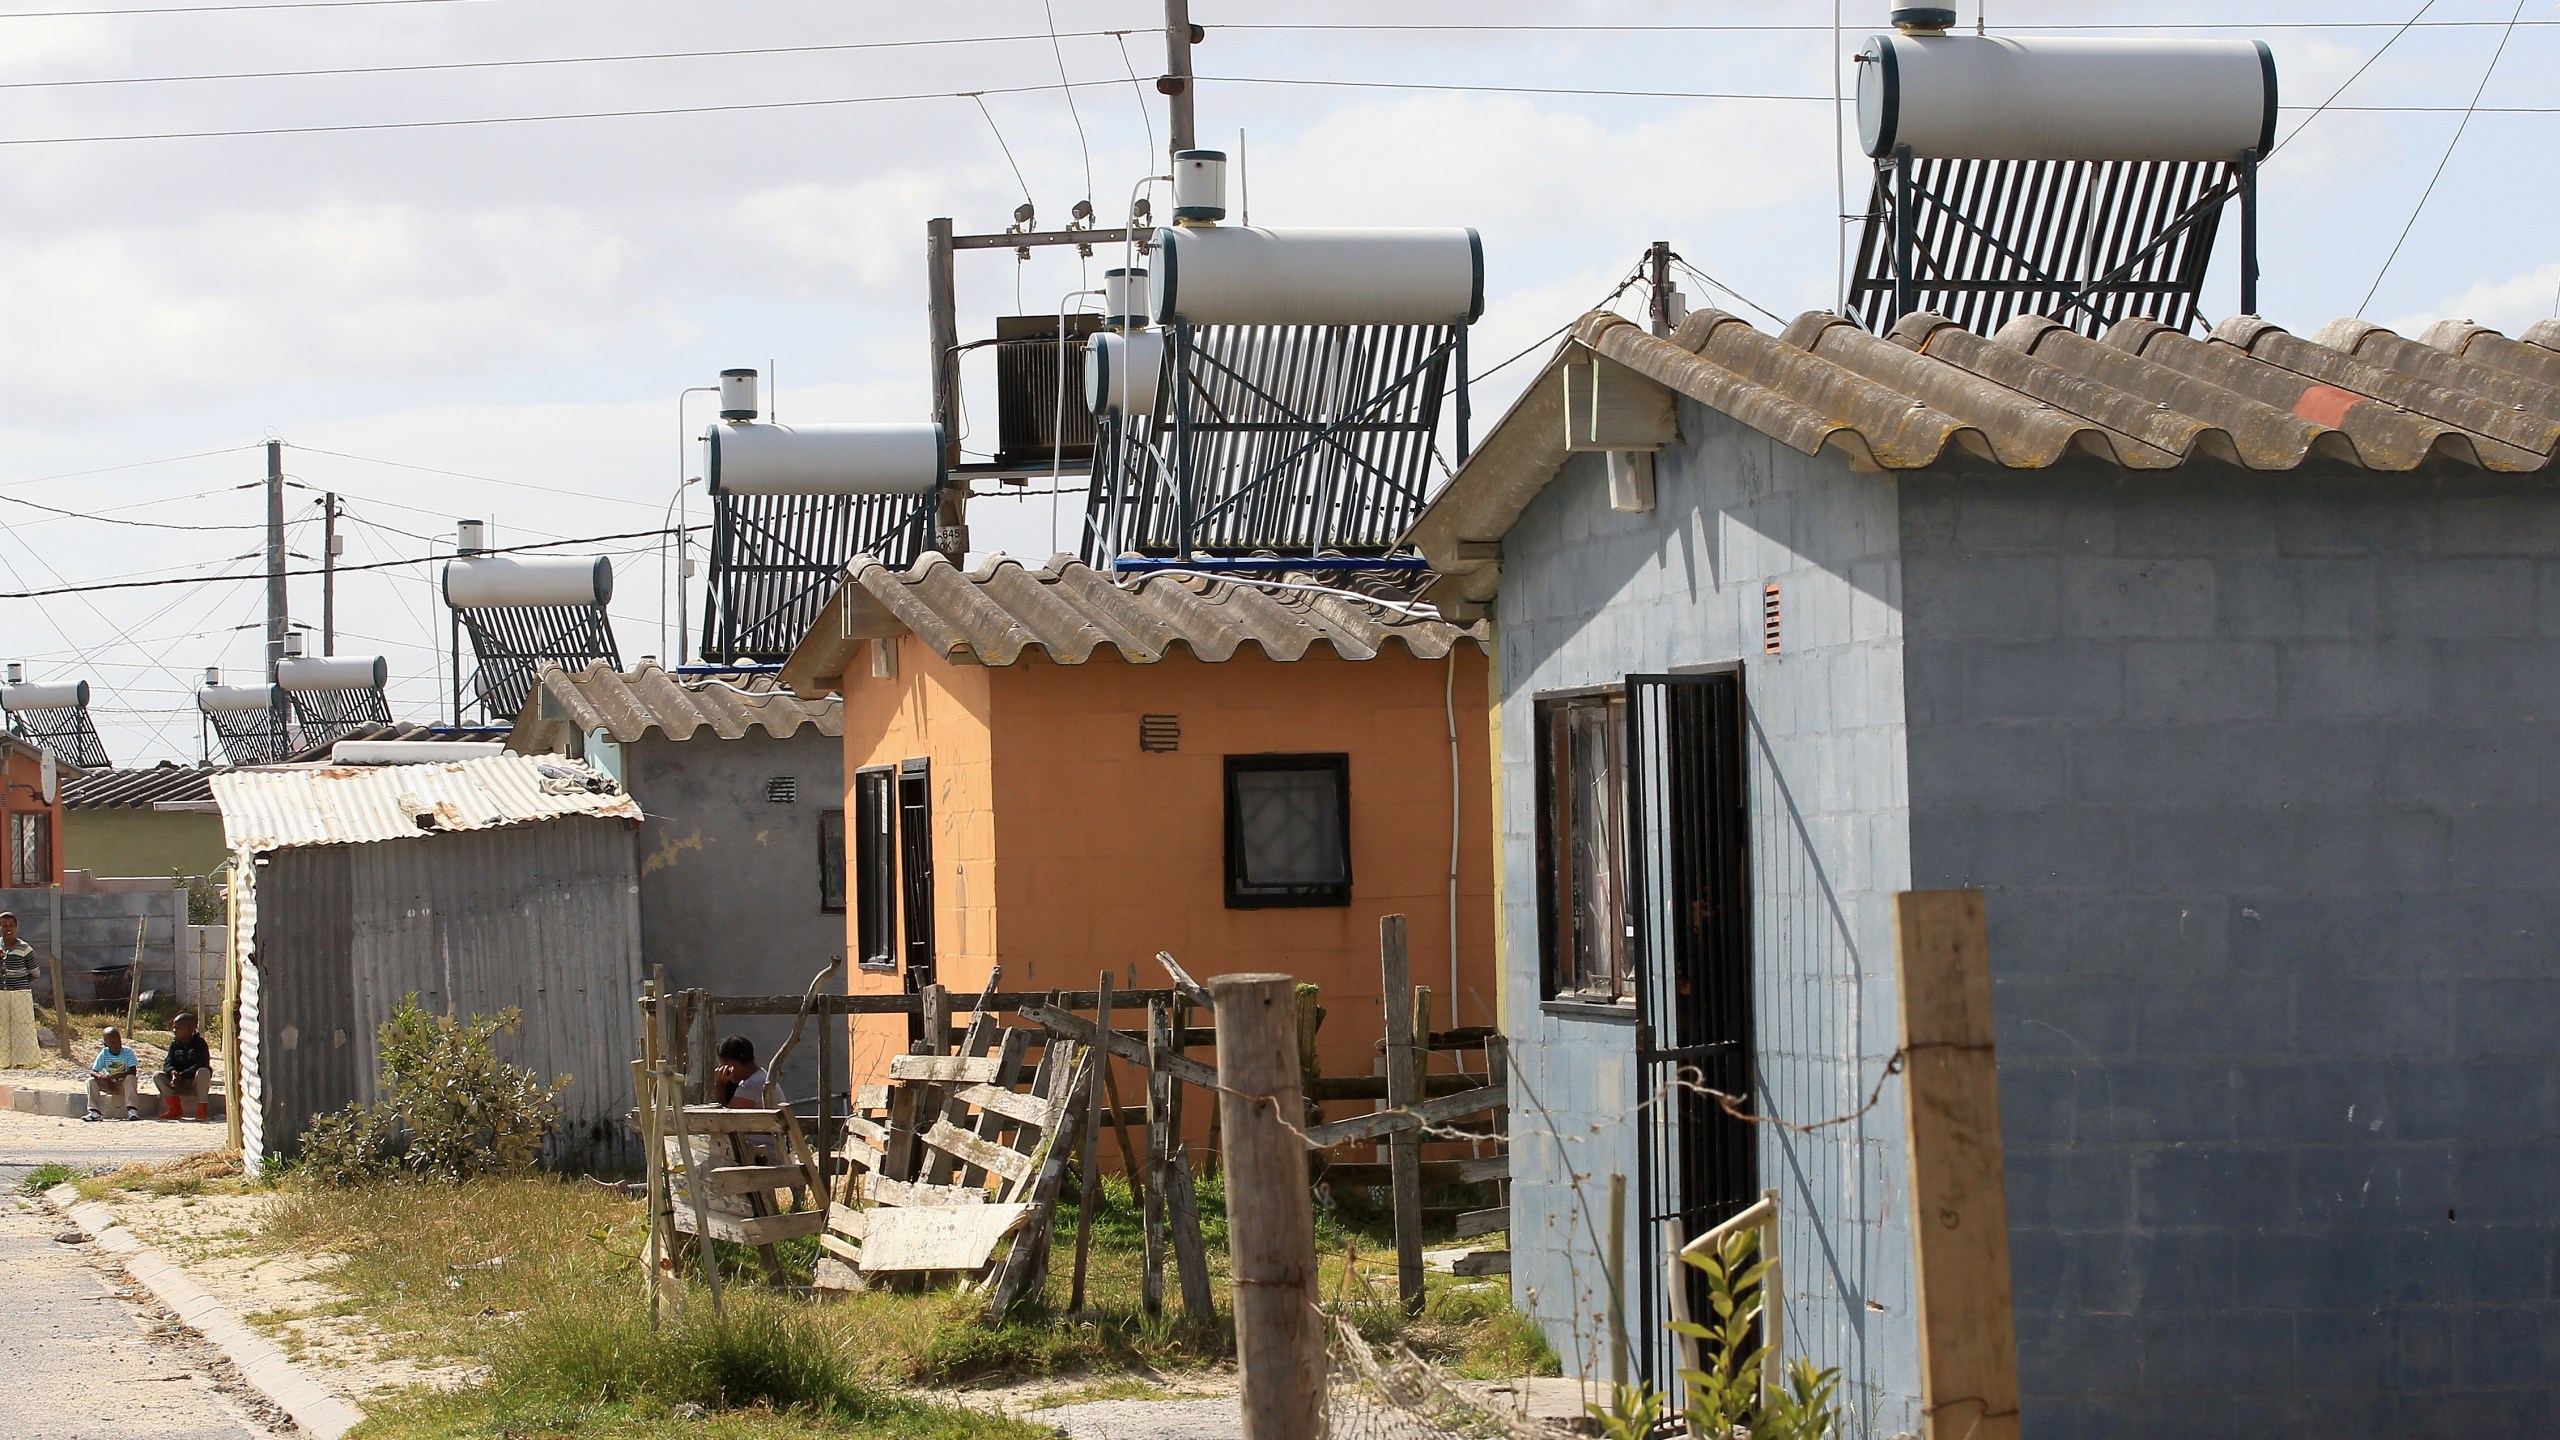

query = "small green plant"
295;998;565;1185
1584;1380;1666;1440
1670;1227;1843;1440
17;1161;80;1193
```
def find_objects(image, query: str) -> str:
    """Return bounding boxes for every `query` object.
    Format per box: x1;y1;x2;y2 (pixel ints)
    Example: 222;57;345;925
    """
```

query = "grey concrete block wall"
0;886;186;1004
1903;467;2560;1437
1495;402;1921;1433
625;729;845;1105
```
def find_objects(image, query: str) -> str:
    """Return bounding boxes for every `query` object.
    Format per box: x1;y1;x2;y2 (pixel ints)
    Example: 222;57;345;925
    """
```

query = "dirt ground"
101;1183;482;1405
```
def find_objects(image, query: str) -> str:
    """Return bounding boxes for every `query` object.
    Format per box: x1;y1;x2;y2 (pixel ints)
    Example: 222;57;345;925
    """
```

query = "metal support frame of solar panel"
6;705;109;769
204;704;291;766
454;603;619;725
1846;152;2250;338
698;489;933;664
1081;320;1461;566
284;684;393;750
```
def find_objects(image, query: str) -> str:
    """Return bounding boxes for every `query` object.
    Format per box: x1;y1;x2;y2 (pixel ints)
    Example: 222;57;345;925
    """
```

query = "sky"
0;0;2554;766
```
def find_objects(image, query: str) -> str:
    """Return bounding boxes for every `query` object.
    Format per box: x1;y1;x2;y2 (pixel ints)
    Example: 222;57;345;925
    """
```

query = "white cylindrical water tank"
456;519;489;555
277;655;389;693
1153;226;1485;327
329;740;505;765
1;680;88;712
442;554;616;609
1171;149;1227;224
703;422;945;497
1858;34;2277;161
1104;267;1150;330
720;368;760;422
198;683;283;714
1085;330;1165;416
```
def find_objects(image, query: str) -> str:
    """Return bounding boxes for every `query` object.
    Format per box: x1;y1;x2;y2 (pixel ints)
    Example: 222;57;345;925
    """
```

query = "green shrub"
17;1161;80;1193
296;998;564;1185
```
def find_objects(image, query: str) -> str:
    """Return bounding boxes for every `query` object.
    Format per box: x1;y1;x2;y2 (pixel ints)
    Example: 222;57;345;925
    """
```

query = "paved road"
0;1105;267;1440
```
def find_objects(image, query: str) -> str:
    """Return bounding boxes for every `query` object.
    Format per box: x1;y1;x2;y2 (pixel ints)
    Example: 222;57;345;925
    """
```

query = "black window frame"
1222;753;1353;909
897;759;936;985
818;808;847;914
852;766;897;971
1535;687;1632;1005
9;810;50;889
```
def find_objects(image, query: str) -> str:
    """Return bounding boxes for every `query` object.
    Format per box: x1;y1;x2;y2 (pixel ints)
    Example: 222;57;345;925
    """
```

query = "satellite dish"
40;748;56;804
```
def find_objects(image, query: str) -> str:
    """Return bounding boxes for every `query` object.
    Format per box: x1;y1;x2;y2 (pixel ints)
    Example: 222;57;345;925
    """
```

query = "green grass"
17;1161;80;1193
253;1163;1553;1438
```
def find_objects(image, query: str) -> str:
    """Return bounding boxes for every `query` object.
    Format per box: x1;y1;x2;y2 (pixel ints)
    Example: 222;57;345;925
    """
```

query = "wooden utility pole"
1160;0;1198;156
1647;240;1676;338
320;492;339;655
1380;914;1425;1316
263;440;288;680
924;217;966;560
1211;973;1326;1439
1894;889;2021;1440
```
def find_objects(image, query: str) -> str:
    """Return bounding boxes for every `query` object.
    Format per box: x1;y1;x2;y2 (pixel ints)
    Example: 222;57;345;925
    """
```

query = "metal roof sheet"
1410;309;2560;607
211;752;641;853
782;552;1484;693
62;764;224;810
514;662;841;747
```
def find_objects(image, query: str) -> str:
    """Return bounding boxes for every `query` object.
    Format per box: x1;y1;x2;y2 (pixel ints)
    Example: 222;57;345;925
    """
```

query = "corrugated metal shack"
215;754;646;1176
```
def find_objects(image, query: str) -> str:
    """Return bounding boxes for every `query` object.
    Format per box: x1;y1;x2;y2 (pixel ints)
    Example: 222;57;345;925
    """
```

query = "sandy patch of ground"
92;1184;481;1405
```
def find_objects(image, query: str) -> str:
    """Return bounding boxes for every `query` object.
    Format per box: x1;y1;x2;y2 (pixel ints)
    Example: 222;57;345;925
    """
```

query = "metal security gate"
1627;671;1757;1404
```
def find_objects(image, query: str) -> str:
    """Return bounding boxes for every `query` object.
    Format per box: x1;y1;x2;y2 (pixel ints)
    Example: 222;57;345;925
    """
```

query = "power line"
0;444;257;493
2270;0;2442;156
2360;0;2529;315
0;29;1131;91
0;523;703;600
1042;0;1096;207
0;75;1128;147
0;0;475;17
284;443;662;510
1211;19;2560;32
0;490;264;531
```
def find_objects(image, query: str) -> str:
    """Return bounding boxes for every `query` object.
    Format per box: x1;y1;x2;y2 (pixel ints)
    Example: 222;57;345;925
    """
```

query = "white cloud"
2389;262;2560;345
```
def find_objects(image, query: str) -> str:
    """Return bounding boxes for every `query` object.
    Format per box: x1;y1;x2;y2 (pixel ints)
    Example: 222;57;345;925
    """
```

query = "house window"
1224;754;1352;908
897;760;936;985
853;769;896;970
818;809;847;913
9;812;49;888
1537;692;1630;1002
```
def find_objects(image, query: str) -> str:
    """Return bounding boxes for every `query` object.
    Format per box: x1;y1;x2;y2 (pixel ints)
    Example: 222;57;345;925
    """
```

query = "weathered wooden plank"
922;1119;1035;1185
1454;1206;1509;1240
1313;1156;1510;1188
952;1081;1055;1130
840;1113;887;1146
854;1084;890;1111
1154;950;1214;1011
703;988;1183;1016
857;1204;1037;1274
890;1054;1007;1084
1382;915;1425;1319
819;1231;866;1265
1302;1083;1512;1148
705;1164;810;1196
1896;889;2021;1440
1164;1144;1217;1322
1025;1002;1221;1090
826;1203;869;1240
674;1105;787;1135
669;1207;826;1247
961;1026;1034;1189
849;1175;987;1208
1308;1072;1491;1102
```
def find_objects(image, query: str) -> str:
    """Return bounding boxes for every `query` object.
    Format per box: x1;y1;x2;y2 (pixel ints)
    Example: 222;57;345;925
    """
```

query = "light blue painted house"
1411;307;2560;1436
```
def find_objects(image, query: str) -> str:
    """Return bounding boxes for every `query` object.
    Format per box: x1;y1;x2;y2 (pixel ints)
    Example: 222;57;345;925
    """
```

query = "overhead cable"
0;523;705;600
2359;0;2529;314
0;29;1128;91
0;0;475;16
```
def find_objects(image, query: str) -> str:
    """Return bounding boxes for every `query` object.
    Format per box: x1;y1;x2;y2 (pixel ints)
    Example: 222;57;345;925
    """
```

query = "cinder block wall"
1495;404;1920;1429
0;885;186;1004
1903;466;2560;1435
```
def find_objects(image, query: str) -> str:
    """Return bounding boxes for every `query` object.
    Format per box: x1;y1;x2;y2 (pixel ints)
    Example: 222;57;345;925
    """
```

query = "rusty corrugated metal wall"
241;815;642;1173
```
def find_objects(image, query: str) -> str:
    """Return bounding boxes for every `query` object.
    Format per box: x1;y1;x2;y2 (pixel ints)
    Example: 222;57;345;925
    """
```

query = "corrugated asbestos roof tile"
211;753;640;853
519;662;842;745
831;552;1482;671
62;764;223;809
1409;307;2560;609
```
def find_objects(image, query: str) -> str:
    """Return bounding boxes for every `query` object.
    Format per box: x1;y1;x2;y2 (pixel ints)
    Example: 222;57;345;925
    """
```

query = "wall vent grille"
1762;584;1783;656
766;775;799;804
1139;714;1181;753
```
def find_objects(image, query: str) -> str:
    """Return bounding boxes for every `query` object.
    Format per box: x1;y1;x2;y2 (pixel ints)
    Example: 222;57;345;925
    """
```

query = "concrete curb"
44;1183;363;1440
0;1081;226;1121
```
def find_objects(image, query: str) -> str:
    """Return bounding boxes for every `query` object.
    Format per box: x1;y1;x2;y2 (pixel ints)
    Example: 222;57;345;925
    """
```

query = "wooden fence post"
1212;973;1327;1440
1381;914;1425;1317
1894;889;2020;1440
1069;972;1113;1311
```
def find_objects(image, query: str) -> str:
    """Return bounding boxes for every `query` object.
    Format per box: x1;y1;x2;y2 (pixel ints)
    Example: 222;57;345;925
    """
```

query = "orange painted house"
781;554;1496;1103
0;734;64;889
